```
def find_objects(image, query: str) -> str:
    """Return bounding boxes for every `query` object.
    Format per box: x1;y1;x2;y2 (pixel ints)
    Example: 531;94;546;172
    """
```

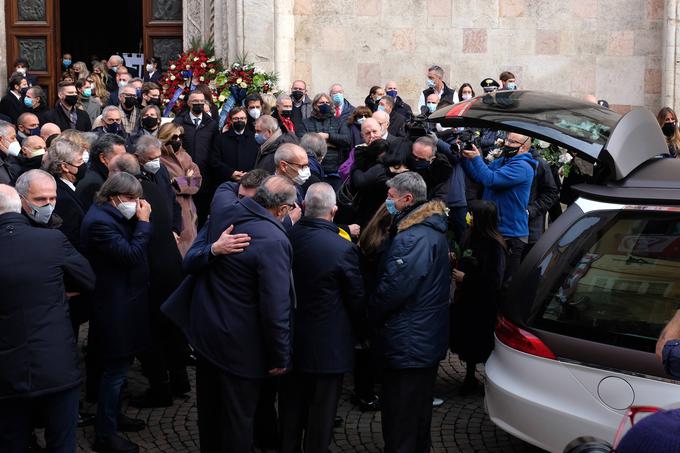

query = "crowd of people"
2;54;680;453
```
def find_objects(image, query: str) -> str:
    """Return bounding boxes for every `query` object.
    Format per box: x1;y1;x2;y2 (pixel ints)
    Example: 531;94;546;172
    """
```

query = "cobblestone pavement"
72;351;544;452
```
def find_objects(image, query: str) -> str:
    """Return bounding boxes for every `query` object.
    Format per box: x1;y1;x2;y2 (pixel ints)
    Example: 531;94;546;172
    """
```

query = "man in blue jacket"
369;172;451;453
463;132;536;283
169;175;296;453
280;182;365;453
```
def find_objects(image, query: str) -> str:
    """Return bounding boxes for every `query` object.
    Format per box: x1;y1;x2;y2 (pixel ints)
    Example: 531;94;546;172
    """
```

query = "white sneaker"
432;397;444;407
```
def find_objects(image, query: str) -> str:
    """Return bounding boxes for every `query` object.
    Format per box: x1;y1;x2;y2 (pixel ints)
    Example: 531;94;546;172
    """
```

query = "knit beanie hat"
617;409;680;453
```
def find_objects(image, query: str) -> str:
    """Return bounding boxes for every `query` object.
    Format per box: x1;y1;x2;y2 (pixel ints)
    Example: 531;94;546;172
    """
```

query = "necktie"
335;106;341;118
194;118;200;127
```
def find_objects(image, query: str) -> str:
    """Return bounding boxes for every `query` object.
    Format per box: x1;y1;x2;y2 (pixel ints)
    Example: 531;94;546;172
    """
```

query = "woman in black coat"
450;200;507;395
298;93;350;189
80;172;153;451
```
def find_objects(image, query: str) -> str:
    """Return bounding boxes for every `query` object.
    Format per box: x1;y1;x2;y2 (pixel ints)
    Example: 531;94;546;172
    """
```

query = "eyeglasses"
170;134;185;141
612;406;661;449
505;137;529;146
284;160;308;168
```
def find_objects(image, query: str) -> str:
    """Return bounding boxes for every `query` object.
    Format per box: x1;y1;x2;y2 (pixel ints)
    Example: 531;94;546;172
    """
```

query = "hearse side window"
533;211;680;353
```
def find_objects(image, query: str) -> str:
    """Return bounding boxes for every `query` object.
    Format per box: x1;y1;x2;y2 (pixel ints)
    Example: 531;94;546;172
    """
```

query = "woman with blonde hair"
657;107;680;157
90;72;110;106
72;61;89;80
157;122;202;256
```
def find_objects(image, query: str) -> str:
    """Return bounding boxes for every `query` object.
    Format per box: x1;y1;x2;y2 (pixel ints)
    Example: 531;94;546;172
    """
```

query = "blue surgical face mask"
426;102;437;113
506;82;517;90
385;198;399;215
254;133;267;144
331;93;344;105
82;88;92;97
377;105;386;112
386;89;398;98
23;97;33;108
426;79;436;89
63;59;72;67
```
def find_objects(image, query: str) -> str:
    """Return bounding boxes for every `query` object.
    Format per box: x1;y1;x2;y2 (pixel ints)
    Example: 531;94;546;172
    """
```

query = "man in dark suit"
44;81;92;132
0;72;28;125
164;175;296;453
279;182;365;453
0;183;95;453
378;95;407;138
418;64;457;112
76;133;126;210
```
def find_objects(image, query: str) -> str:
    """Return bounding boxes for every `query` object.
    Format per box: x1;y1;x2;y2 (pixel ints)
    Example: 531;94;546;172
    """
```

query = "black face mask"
663;122;676;138
191;103;204;115
71;162;87;184
123;97;136;110
232;120;246;133
141;116;159;130
64;94;79;107
291;90;304;101
168;140;182;152
20;87;29;96
280;109;292;118
502;144;521;158
105;122;121;134
148;97;162;107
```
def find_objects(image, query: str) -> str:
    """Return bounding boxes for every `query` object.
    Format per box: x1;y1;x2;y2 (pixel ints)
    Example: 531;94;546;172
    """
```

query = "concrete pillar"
662;0;680;111
273;0;295;92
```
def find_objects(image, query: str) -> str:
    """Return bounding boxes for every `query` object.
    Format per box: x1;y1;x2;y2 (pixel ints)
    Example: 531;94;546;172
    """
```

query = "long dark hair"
468;199;507;252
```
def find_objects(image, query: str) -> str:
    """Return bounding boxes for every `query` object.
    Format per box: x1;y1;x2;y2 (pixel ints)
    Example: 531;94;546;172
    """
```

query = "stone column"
662;0;680;111
0;0;7;95
183;0;214;50
273;0;295;92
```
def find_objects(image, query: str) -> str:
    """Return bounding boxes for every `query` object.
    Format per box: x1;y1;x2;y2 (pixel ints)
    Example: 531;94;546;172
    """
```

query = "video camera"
457;129;481;153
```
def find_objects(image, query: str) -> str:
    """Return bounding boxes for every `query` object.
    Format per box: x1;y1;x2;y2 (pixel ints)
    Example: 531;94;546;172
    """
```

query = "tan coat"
160;145;202;256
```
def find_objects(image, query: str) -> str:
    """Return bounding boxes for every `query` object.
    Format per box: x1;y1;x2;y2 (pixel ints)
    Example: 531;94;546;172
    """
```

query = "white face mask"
461;94;472;101
248;108;261;120
7;140;21;157
356;117;365;125
293;166;311;185
146;64;154;73
143;158;161;174
116;199;137;220
82;150;90;164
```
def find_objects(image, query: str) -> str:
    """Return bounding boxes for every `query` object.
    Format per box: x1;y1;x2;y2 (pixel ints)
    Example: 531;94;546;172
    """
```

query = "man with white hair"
272;94;296;134
93;106;127;138
279;182;365;453
329;83;355;121
0;183;95;453
15;169;59;228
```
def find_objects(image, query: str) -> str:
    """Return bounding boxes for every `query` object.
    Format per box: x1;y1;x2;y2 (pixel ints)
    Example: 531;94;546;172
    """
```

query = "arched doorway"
5;0;182;105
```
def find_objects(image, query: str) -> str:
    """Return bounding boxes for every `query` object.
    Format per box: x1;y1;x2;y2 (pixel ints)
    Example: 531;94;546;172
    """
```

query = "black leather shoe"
351;394;381;412
116;413;146;432
129;388;173;408
77;411;96;427
92;433;139;453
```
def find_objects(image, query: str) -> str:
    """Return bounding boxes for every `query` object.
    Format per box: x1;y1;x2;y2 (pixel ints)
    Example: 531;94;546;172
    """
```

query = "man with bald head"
384;80;413;122
16;112;40;143
165;175;295;452
11;135;47;177
40;122;61;141
275;143;311;201
0;182;94;453
279;182;364;453
372;110;410;154
462;132;537;283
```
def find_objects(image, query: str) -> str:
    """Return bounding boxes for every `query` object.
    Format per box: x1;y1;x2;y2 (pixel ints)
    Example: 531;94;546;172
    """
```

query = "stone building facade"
1;0;677;115
205;0;672;115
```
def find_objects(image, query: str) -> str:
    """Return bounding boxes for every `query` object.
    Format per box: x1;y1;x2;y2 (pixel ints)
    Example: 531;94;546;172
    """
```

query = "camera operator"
461;133;536;284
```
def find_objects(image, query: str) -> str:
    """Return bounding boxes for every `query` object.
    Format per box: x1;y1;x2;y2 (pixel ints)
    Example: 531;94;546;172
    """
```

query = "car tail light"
495;315;556;360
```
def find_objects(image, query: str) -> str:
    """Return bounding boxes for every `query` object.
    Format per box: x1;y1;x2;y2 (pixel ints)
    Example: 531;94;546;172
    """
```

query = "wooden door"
6;0;60;106
142;0;183;74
